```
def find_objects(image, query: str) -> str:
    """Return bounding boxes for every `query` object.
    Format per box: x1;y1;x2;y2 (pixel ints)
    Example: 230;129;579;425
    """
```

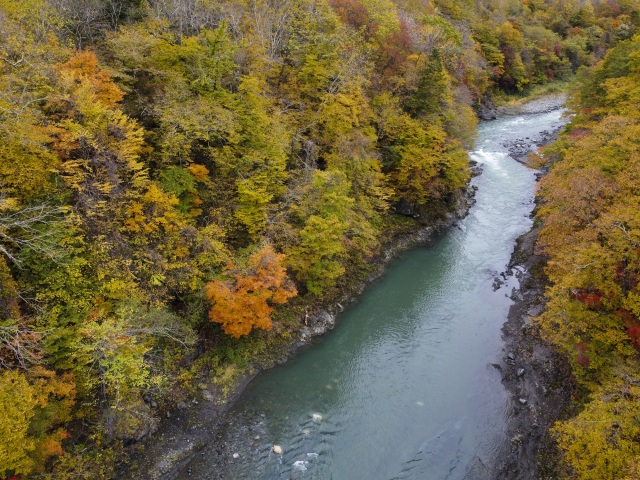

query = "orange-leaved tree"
205;245;297;338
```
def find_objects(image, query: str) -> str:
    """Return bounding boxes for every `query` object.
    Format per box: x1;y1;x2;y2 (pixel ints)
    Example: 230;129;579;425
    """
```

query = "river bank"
500;93;568;165
494;94;574;479
126;188;477;480
125;95;569;480
495;225;574;480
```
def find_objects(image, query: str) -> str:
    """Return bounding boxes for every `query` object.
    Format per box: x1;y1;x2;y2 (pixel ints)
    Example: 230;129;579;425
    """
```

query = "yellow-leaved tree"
0;368;75;477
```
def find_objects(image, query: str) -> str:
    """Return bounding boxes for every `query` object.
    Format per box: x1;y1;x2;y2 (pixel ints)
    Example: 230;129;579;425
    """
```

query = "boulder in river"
272;445;283;454
293;460;308;471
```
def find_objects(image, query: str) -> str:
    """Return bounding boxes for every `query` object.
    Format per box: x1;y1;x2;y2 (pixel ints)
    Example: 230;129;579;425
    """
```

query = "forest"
532;30;640;479
0;0;638;478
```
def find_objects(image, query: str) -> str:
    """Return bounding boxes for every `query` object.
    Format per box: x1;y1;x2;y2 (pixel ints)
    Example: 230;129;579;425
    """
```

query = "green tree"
288;170;354;294
405;49;450;117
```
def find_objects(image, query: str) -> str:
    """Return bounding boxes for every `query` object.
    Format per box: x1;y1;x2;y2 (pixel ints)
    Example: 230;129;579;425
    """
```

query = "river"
173;108;566;480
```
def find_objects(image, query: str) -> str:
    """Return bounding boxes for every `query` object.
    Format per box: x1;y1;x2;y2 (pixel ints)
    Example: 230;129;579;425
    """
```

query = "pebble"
272;445;283;454
519;398;528;405
312;413;323;423
232;453;240;459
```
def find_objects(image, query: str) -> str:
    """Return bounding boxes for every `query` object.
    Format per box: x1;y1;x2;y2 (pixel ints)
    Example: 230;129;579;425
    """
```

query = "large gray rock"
476;92;498;120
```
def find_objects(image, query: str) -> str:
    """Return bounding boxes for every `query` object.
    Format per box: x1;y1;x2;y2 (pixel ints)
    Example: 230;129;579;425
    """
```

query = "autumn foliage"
534;34;640;478
205;246;297;338
0;0;638;475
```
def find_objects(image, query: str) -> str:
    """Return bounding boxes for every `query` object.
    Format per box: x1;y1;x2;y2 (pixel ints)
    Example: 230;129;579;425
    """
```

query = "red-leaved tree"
205;245;297;338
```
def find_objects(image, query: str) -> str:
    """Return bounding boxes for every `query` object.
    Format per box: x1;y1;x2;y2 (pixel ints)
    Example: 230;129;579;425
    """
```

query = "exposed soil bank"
498;92;568;116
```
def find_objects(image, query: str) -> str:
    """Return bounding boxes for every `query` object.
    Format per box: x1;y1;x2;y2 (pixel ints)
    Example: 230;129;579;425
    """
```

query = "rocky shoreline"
494;226;574;480
494;98;574;480
501;93;568;164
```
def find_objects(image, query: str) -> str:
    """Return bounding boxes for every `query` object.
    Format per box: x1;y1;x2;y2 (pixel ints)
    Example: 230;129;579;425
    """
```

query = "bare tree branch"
0;324;45;369
0;203;66;266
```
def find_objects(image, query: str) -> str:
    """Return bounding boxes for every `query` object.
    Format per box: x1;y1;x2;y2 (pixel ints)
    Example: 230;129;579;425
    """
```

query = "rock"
518;398;528;405
272;445;283;454
151;400;158;408
306;310;335;335
517;368;525;377
232;453;240;459
202;390;214;401
470;164;483;177
312;413;323;423
254;435;261;440
477;91;498;120
177;401;188;409
293;460;308;471
395;198;420;218
508;352;515;360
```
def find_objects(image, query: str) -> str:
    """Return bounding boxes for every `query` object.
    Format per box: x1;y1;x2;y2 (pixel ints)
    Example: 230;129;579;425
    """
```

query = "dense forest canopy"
0;0;638;477
532;31;640;479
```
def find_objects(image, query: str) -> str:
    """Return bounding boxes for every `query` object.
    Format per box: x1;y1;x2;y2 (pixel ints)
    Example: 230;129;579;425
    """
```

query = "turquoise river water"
175;109;566;480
